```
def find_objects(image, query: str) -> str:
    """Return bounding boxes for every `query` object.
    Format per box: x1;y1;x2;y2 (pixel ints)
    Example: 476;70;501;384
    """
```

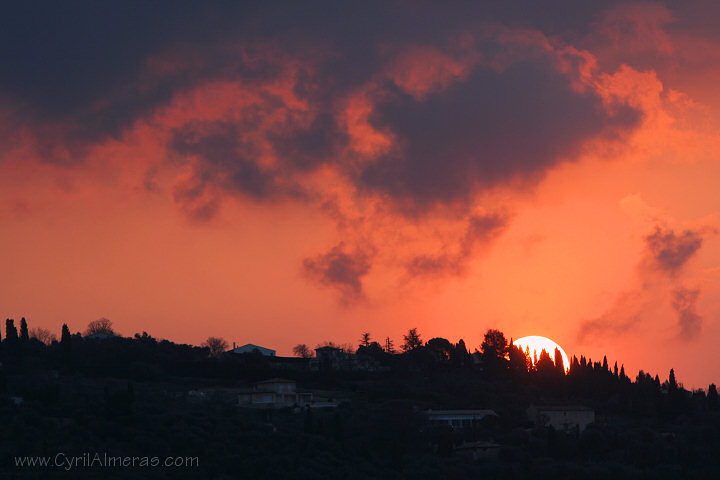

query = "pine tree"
359;332;372;348
668;368;678;390
19;318;29;342
402;328;422;352
602;355;608;371
620;364;626;380
384;337;395;354
613;361;619;377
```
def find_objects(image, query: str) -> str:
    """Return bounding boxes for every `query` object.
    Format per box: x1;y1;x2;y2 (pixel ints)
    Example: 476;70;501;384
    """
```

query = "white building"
527;405;595;433
230;343;276;356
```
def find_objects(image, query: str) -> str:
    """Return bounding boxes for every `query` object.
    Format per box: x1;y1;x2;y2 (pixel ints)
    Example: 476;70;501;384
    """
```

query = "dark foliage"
0;323;718;479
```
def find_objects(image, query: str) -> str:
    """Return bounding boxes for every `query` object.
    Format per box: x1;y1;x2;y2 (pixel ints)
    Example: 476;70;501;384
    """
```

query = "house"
238;378;313;408
311;346;348;370
425;409;498;430
230;343;276;356
454;441;501;461
527;404;595;433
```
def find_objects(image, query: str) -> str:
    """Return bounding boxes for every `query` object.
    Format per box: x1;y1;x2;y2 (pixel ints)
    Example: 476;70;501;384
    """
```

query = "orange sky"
1;1;719;387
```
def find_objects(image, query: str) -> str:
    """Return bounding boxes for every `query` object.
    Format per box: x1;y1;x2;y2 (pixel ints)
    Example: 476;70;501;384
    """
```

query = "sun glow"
514;336;570;373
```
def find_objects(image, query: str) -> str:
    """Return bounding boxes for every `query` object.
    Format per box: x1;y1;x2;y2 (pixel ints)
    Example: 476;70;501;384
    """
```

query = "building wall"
538;410;595;432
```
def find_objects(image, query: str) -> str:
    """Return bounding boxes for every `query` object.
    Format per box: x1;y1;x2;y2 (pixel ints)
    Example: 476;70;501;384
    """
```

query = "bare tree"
202;337;229;357
30;327;57;345
293;344;313;358
84;317;115;337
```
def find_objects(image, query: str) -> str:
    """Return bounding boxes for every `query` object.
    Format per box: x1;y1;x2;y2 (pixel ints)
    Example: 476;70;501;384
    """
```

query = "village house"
238;378;313;408
230;343;276;356
527;404;595;433
425;409;498;430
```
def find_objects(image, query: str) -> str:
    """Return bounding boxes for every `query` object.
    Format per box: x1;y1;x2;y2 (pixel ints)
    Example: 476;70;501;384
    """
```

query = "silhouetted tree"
384;336;395;354
480;329;508;372
668;368;678;390
85;317;115;337
359;332;372;347
202;337;228;357
451;339;469;365
425;337;453;362
293;344;313;358
61;324;72;344
508;342;530;376
554;347;565;374
357;341;386;360
30;328;57;344
402;328;422;352
19;317;29;342
535;349;555;378
708;384;719;411
613;361;619;377
5;319;17;344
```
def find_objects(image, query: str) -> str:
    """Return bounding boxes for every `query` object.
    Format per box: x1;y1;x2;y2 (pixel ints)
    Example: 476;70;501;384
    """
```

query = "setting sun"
514;336;570;373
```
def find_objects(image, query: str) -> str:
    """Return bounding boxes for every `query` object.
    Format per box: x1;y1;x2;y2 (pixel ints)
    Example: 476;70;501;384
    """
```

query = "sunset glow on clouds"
1;1;720;386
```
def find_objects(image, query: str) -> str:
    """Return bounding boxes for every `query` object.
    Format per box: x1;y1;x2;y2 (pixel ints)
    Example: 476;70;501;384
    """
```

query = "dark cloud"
0;0;673;303
0;1;631;150
671;287;702;339
644;225;703;275
302;244;374;304
361;59;639;208
170;120;284;202
406;212;509;276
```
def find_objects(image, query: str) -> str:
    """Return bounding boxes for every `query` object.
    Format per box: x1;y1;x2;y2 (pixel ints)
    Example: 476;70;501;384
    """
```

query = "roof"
231;343;276;354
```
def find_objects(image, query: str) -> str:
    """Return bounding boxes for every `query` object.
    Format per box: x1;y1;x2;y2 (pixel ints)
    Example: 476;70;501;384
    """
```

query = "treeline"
2;317;719;419
345;327;720;419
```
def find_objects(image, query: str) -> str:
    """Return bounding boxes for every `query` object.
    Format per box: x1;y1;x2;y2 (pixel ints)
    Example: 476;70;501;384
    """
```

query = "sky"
1;0;720;387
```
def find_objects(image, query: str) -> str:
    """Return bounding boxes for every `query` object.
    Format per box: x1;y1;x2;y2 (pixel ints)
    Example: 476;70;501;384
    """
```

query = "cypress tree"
708;384;719;411
668;369;678;390
5;319;18;344
554;347;565;374
61;324;72;344
19;318;29;342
